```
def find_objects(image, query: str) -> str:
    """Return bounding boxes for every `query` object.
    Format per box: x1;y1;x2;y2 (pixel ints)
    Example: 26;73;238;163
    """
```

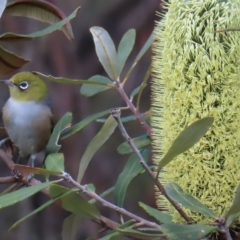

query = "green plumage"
152;0;240;223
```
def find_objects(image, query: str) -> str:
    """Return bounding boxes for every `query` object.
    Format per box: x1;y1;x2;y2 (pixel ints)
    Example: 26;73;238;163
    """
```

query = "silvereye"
1;72;52;165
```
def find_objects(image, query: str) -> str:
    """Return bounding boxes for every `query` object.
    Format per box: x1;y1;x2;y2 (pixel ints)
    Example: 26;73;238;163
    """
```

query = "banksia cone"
151;0;240;223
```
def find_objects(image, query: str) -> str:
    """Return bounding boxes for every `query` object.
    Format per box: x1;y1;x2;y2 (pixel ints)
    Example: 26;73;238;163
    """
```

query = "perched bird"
0;72;52;166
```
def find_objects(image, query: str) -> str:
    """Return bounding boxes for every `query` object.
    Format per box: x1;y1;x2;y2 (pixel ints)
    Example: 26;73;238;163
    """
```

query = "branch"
111;108;194;224
63;173;161;229
0;148;120;231
115;79;153;136
0;176;16;184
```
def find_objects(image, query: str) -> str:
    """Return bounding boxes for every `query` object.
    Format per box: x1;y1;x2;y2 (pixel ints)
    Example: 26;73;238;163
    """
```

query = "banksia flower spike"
152;0;240;223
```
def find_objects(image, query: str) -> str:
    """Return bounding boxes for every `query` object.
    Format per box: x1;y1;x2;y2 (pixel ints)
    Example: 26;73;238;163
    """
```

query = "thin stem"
220;225;232;240
0;176;16;184
0;149;120;231
64;174;160;229
115;79;153;136
111;108;193;224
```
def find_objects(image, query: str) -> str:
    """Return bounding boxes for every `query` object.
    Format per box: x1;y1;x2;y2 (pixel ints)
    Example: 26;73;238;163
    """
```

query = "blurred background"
0;0;161;239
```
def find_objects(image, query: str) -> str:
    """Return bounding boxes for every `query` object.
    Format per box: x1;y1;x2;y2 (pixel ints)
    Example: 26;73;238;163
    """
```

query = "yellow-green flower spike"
151;0;240;223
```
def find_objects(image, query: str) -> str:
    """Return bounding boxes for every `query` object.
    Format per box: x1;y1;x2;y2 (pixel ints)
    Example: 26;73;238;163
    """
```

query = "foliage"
0;1;239;240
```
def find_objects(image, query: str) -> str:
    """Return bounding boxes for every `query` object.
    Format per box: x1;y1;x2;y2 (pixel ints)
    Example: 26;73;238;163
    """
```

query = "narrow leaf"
118;29;136;75
225;185;240;226
96;113;146;123
0;180;58;209
45;153;65;173
0;0;7;18
60;110;110;140
9;189;73;230
77;115;117;182
62;214;82;240
157;117;214;172
139;202;172;224
99;220;136;240
90;26;119;79
0;7;80;42
0;45;29;77
117;134;151;155
33;72;114;87
50;185;100;219
114;150;149;207
165;183;216;218
4;0;75;40
161;223;217;240
80;75;112;97
130;85;143;100
125;33;153;81
14;164;60;176
46;112;72;154
136;64;151;109
117;229;163;240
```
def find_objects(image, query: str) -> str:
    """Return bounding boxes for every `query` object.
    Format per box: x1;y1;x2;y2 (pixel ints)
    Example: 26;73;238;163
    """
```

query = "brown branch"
115;79;153;136
63;173;161;229
0;176;16;184
0;148;120;231
111;108;194;224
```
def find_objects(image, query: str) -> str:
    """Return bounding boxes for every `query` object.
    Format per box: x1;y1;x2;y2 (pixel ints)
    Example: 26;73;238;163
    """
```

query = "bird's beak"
0;79;14;86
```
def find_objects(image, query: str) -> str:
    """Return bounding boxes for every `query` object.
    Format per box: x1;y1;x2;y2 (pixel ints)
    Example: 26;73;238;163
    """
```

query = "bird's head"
0;72;48;102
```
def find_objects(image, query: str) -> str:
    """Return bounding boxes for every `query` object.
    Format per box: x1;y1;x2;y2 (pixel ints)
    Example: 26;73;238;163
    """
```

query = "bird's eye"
19;81;29;90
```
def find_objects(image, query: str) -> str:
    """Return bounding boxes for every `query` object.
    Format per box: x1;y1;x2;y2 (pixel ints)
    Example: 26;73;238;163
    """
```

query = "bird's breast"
2;98;52;157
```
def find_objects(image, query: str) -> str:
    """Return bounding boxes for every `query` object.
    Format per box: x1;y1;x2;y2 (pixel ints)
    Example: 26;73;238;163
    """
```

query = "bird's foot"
11;169;23;180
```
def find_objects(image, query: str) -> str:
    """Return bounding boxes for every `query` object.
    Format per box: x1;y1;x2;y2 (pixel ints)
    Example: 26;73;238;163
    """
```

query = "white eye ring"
19;81;29;90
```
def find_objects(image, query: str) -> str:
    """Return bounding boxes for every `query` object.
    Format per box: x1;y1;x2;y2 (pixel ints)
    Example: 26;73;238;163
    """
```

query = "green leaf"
125;33;153;81
165;183;216;218
161;223;217;240
99;220;136;240
46;112;72;154
130;85;142;100
117;229;163;240
139;202;172;224
117;134;151;155
225;185;240;226
80;75;112;97
0;45;29;77
33;72;114;87
157;117;214;172
89;186;114;205
50;185;100;219
90;26;119;80
13;164;60;176
0;0;7;18
77;115;117;182
62;214;82;240
60;110;110;140
0;180;58;209
114;150;149;207
118;29;136;75
0;7;80;42
45;153;65;173
96;112;147;123
136;65;151;109
4;0;74;40
9;188;73;230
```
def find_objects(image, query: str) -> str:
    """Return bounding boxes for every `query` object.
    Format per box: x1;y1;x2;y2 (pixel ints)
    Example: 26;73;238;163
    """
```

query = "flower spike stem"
111;108;193;224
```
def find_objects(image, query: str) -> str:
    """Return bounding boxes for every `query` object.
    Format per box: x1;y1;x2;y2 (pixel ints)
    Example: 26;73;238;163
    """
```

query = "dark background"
0;0;160;239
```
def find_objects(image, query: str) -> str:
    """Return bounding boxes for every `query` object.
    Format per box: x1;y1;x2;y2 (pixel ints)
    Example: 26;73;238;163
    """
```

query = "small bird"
0;72;53;166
